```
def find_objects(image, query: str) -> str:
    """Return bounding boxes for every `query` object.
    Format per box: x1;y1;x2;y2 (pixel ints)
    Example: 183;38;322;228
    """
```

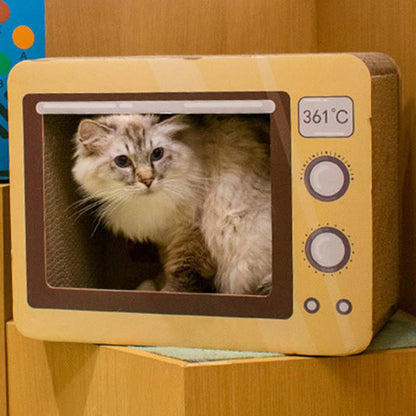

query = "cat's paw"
256;274;272;296
136;279;158;291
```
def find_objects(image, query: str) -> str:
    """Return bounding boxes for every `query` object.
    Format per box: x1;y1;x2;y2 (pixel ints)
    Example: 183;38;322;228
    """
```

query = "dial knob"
305;227;351;273
304;156;350;201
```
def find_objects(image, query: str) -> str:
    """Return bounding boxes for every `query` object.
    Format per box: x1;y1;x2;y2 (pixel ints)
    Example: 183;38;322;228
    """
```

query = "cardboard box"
8;53;400;355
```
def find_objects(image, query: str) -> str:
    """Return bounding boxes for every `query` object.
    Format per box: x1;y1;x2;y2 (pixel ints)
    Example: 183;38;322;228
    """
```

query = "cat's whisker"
66;194;98;212
92;187;126;201
90;194;130;237
68;187;130;222
90;215;104;238
99;192;132;220
68;200;103;222
67;198;90;211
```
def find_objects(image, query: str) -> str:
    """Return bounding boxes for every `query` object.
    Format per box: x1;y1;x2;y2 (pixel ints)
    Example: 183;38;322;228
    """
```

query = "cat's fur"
72;114;272;295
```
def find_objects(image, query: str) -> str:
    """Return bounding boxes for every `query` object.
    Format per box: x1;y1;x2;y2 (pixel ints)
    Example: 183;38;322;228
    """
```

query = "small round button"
336;299;353;315
305;227;351;273
304;298;320;314
304;156;350;201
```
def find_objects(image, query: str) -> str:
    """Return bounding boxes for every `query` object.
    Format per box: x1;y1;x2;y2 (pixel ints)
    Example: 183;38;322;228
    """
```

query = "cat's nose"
141;177;154;188
137;168;154;188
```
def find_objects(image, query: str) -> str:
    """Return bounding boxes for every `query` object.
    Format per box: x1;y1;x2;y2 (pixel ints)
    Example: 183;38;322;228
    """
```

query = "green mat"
131;311;416;363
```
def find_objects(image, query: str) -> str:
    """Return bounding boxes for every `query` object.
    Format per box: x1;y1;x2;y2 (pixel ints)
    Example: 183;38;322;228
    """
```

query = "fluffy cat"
72;114;272;295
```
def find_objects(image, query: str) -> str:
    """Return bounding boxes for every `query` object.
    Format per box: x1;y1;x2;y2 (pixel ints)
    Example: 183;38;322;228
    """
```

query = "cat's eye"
114;155;132;168
150;147;164;162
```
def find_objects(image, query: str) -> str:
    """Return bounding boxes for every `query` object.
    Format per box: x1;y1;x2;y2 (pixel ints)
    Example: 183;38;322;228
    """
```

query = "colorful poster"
0;0;45;180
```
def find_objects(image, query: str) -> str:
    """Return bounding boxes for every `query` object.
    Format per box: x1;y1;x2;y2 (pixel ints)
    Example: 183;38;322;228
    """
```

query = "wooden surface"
6;321;416;416
45;0;318;56
6;322;186;416
0;186;11;416
316;0;416;314
186;350;416;416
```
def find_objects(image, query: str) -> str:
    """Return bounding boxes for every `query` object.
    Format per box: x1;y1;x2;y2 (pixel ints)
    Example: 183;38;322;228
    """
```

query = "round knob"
305;227;351;273
304;297;320;314
336;299;353;315
304;156;350;201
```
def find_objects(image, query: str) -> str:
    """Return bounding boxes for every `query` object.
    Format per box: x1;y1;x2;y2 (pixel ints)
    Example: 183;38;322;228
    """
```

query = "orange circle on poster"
13;25;35;50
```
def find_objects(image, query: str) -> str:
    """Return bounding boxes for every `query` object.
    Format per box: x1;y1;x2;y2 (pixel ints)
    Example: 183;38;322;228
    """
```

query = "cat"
72;113;272;295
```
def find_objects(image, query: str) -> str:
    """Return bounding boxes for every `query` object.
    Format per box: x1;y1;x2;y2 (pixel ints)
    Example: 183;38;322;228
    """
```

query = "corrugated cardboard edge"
355;53;401;333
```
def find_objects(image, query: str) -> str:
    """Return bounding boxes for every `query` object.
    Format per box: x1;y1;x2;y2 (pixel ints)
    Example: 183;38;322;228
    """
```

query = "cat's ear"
155;115;190;138
77;119;113;154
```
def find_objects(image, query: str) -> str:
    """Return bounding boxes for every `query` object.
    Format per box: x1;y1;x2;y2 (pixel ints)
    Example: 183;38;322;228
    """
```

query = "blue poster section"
0;0;45;181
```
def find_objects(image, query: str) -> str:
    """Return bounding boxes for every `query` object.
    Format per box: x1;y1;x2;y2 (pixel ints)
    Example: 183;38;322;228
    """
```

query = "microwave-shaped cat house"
8;53;400;356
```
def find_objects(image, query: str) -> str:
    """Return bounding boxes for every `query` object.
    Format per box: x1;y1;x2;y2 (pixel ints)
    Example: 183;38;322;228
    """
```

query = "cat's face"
72;114;195;202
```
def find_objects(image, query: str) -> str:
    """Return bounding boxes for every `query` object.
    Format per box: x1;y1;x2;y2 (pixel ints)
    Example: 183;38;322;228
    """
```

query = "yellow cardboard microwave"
8;53;400;356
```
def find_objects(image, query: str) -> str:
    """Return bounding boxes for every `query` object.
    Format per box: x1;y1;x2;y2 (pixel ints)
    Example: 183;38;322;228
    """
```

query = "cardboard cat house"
8;53;400;356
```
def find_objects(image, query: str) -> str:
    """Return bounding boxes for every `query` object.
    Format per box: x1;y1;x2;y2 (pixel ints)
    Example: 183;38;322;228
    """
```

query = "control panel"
297;96;359;319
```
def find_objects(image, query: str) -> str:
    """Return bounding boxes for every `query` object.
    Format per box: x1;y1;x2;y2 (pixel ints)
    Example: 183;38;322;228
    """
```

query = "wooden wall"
316;0;416;314
45;0;318;56
43;0;416;314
